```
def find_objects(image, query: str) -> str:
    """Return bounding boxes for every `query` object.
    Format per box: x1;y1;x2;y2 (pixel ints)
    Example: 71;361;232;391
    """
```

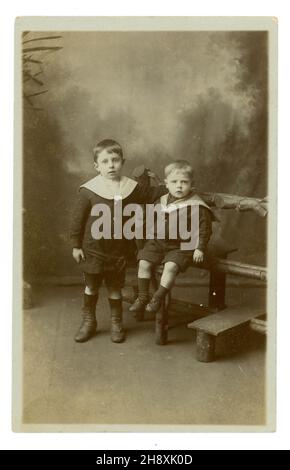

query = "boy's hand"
193;249;204;264
72;248;85;263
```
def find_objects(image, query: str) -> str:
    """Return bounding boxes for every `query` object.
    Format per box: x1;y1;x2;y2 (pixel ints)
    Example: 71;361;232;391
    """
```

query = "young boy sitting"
129;160;215;315
70;139;166;343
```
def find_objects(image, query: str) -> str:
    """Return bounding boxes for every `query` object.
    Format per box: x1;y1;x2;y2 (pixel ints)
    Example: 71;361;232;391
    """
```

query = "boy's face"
94;149;124;180
165;170;192;199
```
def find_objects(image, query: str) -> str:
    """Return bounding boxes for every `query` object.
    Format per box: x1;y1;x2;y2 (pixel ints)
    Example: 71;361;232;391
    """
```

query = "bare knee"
139;259;152;270
107;287;122;300
84;273;102;295
85;285;99;295
163;261;179;275
138;259;153;276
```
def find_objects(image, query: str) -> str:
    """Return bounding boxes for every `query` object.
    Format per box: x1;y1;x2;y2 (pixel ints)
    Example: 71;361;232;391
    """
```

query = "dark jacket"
70;175;167;271
157;192;214;252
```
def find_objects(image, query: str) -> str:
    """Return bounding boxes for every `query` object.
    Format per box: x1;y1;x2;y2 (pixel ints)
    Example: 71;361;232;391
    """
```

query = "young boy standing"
129;160;215;315
70;139;166;343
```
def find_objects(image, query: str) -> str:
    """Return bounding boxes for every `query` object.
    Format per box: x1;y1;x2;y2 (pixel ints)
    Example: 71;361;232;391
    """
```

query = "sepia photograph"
13;16;277;431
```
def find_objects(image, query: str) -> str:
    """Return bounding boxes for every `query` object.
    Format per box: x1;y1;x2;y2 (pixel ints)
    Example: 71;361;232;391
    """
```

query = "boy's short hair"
164;160;194;181
93;139;123;163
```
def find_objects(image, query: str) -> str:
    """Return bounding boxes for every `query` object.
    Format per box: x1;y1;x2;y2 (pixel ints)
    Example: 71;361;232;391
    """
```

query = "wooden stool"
188;307;265;362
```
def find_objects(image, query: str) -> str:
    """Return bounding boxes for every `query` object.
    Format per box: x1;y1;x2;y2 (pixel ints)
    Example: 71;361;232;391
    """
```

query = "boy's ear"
164;178;169;189
94;162;98;171
121;159;126;166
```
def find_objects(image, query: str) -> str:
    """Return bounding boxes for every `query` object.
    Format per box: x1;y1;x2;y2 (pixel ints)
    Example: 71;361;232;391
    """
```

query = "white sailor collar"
160;192;212;214
80;175;138;200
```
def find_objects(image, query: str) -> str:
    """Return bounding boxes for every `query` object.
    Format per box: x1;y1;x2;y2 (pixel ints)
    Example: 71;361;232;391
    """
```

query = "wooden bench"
126;245;267;356
153;257;267;350
188;307;265;362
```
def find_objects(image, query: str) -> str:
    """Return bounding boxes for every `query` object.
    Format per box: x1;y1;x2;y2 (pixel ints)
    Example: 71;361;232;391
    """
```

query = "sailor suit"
137;191;215;272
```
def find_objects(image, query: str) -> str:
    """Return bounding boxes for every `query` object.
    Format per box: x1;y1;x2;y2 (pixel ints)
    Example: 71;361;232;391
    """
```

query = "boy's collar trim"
160;192;214;214
80;175;138;199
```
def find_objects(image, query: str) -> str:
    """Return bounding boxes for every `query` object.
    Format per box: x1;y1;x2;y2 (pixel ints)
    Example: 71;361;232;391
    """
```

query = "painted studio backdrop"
23;31;267;282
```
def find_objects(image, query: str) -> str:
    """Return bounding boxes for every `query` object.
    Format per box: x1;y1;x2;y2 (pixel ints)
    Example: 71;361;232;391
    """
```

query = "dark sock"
137;277;150;301
83;293;98;310
108;298;122;316
153;285;169;300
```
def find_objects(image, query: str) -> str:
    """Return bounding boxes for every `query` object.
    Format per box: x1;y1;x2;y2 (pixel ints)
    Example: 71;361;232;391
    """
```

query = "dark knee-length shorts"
80;248;126;289
137;239;194;272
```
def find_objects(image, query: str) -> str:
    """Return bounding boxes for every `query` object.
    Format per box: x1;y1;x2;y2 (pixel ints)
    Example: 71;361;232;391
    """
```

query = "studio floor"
22;281;266;427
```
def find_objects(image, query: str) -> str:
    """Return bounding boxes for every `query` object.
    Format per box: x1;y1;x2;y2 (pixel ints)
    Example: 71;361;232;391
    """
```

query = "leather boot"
129;297;148;313
109;298;125;343
145;296;162;313
74;294;98;343
129;278;150;319
128;297;148;321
